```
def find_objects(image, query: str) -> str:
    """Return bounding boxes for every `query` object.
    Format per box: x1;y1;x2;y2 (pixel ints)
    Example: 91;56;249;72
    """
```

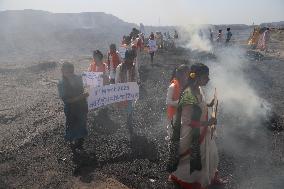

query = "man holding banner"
82;49;140;136
86;83;139;136
58;62;89;154
87;82;139;110
115;49;140;135
115;49;139;84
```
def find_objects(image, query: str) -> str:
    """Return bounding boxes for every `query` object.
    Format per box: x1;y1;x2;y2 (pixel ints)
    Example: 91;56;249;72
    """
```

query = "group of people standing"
57;27;225;188
57;28;159;154
88;27;160;86
88;42;139;85
248;27;271;52
166;63;226;188
214;27;233;44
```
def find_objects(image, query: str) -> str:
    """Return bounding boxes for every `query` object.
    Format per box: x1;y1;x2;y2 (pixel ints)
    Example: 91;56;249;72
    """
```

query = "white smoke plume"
178;25;213;52
207;46;271;121
180;25;271;121
181;26;283;187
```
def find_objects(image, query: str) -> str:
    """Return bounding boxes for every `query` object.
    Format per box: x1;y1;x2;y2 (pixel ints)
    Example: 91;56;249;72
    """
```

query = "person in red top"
107;44;121;84
88;50;109;85
166;64;189;140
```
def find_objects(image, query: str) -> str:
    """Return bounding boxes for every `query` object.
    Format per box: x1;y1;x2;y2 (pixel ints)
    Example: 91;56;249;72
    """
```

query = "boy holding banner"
115;49;139;84
115;49;140;135
58;62;89;154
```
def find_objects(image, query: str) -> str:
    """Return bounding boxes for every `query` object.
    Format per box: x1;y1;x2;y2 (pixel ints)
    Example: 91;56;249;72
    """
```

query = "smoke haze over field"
179;25;213;52
179;25;270;121
208;47;271;119
180;24;284;189
0;2;283;189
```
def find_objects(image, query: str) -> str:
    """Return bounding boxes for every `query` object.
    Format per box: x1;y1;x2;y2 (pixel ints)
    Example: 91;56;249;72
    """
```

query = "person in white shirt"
115;49;140;84
115;49;140;136
107;44;121;84
148;33;157;64
216;30;223;43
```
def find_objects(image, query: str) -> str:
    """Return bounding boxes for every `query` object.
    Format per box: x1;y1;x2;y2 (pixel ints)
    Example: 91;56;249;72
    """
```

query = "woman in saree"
169;63;225;189
257;28;271;52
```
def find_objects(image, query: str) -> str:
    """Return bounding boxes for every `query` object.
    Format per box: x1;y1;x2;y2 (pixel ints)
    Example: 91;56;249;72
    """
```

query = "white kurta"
115;63;140;84
148;39;157;52
108;51;121;80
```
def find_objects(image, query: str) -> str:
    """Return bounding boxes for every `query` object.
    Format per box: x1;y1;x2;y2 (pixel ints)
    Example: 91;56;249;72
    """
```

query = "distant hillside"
212;24;250;30
0;10;136;62
260;21;284;27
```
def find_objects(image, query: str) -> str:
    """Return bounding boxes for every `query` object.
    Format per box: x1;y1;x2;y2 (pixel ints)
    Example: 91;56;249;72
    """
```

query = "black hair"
121;49;136;72
227;28;231;31
61;62;75;81
110;44;116;50
219;29;222;33
259;27;267;34
170;64;189;82
62;61;74;73
190;63;209;75
124;49;136;61
186;63;209;89
93;50;103;60
124;36;131;45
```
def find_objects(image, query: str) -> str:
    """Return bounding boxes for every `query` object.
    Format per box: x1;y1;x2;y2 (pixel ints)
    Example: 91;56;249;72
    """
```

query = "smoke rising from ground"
181;25;284;188
207;47;271;121
179;25;213;52
180;25;271;122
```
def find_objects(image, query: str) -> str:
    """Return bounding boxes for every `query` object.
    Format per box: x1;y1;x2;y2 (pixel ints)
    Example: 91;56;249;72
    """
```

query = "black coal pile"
27;61;58;73
246;50;264;61
265;111;284;131
1;47;284;189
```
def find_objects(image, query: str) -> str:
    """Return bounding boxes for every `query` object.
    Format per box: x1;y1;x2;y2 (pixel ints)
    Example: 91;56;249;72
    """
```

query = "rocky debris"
27;61;58;73
0;114;19;124
246;50;264;61
265;111;284;131
71;177;130;189
0;44;284;189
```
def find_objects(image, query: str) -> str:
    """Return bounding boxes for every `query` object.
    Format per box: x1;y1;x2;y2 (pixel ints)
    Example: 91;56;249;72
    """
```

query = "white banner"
88;82;139;110
82;71;103;88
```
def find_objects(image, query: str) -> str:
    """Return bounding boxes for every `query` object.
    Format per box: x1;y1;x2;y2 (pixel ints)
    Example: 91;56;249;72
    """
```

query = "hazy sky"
0;0;283;25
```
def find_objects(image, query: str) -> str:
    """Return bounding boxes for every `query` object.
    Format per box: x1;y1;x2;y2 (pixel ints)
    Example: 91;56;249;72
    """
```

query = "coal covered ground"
1;45;284;189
